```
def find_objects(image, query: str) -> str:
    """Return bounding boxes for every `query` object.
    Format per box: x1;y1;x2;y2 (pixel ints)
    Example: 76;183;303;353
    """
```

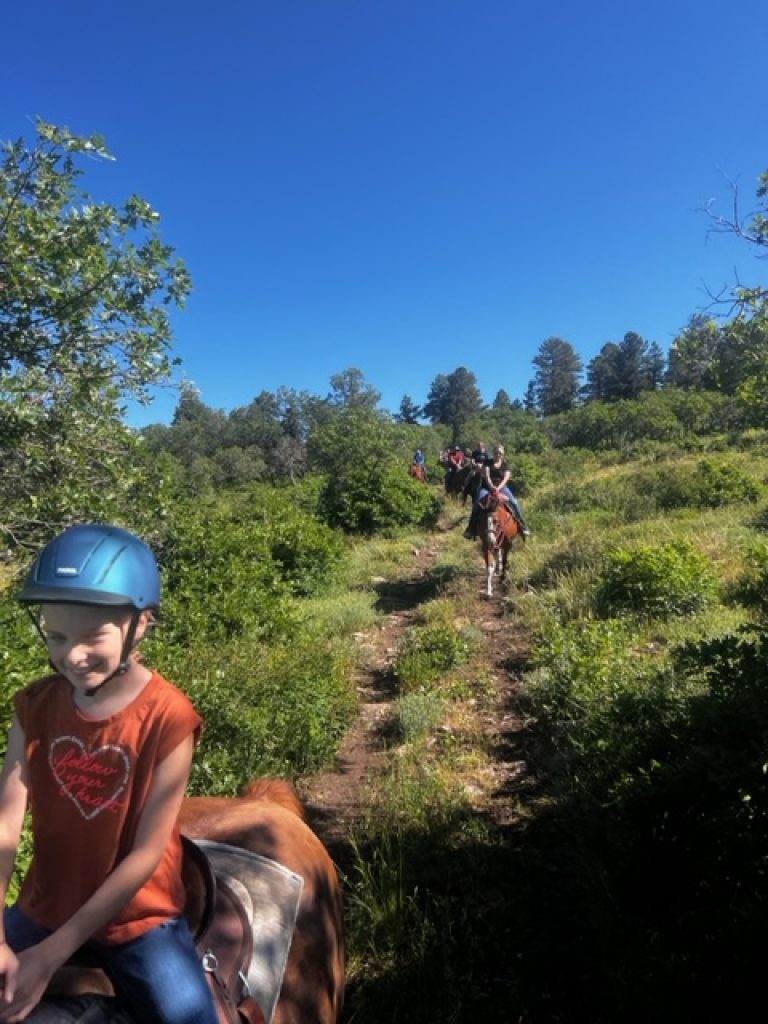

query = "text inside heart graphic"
49;737;131;820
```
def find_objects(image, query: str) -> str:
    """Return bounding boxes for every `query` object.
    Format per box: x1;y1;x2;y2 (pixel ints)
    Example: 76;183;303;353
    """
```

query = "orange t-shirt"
14;670;202;944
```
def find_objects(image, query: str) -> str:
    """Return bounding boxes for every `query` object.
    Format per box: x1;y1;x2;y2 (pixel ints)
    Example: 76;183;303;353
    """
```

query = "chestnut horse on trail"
30;780;344;1024
408;462;427;482
480;494;520;596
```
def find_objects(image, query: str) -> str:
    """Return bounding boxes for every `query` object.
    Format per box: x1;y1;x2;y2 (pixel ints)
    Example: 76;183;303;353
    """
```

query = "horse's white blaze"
486;518;496;596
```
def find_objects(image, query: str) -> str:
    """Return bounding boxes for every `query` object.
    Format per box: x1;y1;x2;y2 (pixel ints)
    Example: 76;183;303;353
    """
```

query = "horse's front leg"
486;554;495;597
499;547;508;582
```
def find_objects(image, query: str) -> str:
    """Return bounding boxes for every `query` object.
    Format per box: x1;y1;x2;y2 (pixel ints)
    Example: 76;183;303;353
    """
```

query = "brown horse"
408;462;427;482
30;780;344;1024
479;494;520;596
439;453;472;499
460;465;485;506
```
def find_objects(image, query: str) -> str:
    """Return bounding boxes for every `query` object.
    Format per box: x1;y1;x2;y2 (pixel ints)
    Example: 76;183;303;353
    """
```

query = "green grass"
344;438;768;1022
300;585;380;635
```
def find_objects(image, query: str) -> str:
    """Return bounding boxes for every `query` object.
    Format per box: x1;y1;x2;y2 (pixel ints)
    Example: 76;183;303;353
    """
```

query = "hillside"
294;440;768;1023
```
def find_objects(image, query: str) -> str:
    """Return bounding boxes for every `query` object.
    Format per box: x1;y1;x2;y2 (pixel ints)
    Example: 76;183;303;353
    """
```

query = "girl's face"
40;603;147;692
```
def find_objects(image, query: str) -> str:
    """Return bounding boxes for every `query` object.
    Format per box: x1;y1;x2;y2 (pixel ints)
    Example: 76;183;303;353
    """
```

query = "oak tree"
0;120;190;547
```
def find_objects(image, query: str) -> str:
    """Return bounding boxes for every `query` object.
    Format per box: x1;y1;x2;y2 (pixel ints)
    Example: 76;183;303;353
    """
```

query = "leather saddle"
46;837;266;1024
182;835;266;1024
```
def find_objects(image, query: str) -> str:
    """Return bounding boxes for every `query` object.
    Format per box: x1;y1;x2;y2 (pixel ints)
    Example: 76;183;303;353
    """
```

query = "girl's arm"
0;717;30;922
0;716;30;998
1;733;194;1020
495;469;511;491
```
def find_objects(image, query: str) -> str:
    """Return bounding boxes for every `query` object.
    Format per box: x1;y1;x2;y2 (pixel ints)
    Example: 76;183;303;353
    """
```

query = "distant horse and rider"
408;449;427;482
461;442;531;596
439;446;472;499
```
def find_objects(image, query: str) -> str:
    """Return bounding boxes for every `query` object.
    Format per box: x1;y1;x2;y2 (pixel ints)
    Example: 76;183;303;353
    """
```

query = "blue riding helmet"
18;524;160;610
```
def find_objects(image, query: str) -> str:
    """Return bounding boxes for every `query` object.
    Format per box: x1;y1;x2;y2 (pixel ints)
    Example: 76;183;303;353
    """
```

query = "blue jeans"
4;905;218;1024
477;486;524;520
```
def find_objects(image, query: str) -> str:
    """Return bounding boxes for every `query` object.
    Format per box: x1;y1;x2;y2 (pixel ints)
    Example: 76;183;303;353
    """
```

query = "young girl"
0;524;218;1023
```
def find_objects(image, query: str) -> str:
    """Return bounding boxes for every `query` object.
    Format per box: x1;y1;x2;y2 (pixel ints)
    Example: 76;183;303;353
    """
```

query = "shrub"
396;691;447;741
751;503;768;533
161;632;357;794
239;486;347;596
395;621;478;692
0;598;50;744
527;617;680;777
507;453;546;498
158;487;348;647
731;541;768;617
687;459;763;508
536;456;763;526
320;466;440;534
596;541;718;618
158;507;301;646
650;458;763;511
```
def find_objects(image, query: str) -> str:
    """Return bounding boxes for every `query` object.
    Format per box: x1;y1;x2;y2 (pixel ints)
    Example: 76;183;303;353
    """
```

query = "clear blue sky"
2;1;766;426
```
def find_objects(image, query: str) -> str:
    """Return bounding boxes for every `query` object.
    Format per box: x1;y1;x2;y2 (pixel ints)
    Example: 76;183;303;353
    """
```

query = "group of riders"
411;441;531;541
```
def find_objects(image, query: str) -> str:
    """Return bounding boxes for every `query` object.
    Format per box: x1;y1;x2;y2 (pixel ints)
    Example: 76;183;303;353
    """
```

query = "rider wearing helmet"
0;524;218;1024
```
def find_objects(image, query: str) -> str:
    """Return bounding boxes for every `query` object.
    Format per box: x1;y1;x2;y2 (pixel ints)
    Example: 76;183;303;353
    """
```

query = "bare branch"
701;170;768;256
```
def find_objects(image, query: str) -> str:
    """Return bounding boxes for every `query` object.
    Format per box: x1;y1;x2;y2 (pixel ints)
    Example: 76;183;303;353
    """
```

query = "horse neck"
495;505;517;540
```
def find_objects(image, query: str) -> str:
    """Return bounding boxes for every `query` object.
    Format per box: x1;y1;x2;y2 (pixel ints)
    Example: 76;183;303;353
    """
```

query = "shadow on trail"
373;565;460;614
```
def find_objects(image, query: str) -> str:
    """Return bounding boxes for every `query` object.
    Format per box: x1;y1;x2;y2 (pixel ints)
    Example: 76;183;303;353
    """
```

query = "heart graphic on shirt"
49;736;131;820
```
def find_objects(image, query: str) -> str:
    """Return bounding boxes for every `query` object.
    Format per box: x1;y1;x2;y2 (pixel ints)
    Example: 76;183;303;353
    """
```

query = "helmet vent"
95;543;126;584
56;567;79;577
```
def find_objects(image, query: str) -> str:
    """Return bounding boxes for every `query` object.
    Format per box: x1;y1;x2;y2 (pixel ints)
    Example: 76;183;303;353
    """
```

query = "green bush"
507;452;547;498
160;631;357;794
397;691;446;741
636;458;763;513
395;621;478;691
751;503;768;532
731;541;768;616
237;486;347;596
320;466;441;534
0;599;50;736
596;541;718;618
158;508;300;646
527;617;678;771
535;456;763;526
158;488;347;647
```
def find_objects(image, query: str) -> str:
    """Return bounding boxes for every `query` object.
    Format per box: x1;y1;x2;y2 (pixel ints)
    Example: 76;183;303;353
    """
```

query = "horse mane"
239;778;306;820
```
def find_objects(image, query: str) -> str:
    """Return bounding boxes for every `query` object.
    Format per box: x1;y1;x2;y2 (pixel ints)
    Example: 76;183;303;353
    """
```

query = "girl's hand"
0;942;19;1007
0;946;56;1022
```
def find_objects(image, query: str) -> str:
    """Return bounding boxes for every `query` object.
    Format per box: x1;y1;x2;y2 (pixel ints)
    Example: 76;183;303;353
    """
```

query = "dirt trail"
297;522;534;864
